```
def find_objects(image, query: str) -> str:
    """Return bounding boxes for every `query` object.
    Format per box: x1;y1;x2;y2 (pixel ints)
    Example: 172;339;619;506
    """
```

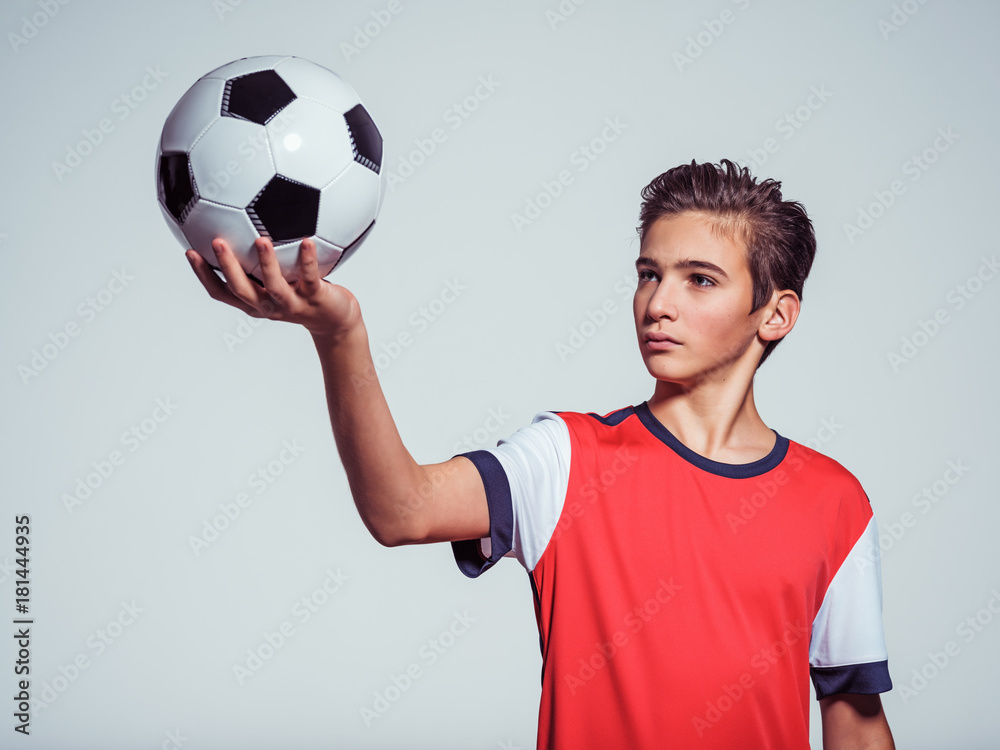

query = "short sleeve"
809;514;893;698
450;411;571;578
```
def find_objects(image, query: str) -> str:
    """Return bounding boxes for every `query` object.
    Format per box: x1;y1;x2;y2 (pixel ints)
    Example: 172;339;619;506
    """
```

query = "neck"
647;371;774;464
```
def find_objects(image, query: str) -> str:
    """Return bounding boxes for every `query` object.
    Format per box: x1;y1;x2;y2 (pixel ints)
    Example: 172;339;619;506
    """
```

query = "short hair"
636;159;816;367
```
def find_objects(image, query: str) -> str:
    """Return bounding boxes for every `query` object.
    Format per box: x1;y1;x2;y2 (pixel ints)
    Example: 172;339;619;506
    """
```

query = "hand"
186;237;362;342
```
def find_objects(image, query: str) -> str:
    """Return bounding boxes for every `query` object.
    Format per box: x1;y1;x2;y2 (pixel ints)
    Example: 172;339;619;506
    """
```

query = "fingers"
186;249;259;316
254;237;297;309
187;236;326;322
213;238;267;307
295;238;322;296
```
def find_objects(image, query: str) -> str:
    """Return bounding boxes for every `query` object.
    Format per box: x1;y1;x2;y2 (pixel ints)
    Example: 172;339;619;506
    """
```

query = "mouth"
643;331;681;350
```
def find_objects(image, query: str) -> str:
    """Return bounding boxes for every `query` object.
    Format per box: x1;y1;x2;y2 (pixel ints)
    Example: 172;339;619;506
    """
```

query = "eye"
691;274;715;288
637;269;658;283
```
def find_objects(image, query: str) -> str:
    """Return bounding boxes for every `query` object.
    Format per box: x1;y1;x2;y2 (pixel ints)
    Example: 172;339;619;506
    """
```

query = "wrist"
309;316;366;350
306;293;365;347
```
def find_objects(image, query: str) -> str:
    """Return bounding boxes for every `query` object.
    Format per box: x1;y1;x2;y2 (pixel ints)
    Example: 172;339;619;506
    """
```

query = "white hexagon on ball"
189;117;277;208
316;163;381;248
267;98;355;189
183;201;261;270
160;77;225;154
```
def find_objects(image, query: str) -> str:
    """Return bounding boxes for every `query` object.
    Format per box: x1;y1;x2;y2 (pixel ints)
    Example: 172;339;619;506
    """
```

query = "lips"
643;331;681;345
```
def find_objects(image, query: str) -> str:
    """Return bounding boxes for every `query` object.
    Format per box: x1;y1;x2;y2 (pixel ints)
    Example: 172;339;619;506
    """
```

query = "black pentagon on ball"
246;176;320;243
159;152;196;223
222;70;295;125
344;104;383;174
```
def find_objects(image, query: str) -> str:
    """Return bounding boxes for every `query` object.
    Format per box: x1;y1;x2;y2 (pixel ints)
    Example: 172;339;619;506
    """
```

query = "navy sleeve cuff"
811;660;893;700
450;450;514;578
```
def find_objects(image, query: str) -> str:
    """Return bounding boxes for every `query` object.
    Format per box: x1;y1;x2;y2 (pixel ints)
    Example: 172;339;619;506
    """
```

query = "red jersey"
452;403;891;749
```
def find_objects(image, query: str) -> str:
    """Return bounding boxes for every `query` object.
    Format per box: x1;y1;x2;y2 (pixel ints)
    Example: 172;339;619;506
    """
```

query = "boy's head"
636;159;816;369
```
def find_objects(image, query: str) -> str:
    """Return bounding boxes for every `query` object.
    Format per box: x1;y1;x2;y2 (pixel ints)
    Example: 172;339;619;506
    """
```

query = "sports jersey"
451;402;891;750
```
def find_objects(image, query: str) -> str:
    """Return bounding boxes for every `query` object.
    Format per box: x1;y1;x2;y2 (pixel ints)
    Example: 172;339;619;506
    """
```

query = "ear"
758;289;800;343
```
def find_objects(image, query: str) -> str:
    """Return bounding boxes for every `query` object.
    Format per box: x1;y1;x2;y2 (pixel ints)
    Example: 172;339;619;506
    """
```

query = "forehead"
639;212;750;273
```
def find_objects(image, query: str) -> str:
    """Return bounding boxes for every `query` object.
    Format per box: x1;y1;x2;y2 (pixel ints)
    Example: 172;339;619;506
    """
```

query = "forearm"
311;319;426;546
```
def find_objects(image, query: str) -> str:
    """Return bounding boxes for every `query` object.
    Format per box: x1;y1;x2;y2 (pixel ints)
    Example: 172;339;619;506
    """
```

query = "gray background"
2;0;998;747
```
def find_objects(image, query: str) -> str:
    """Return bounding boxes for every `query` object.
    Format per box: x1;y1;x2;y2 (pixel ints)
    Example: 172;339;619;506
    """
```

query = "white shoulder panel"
810;515;889;667
488;411;572;572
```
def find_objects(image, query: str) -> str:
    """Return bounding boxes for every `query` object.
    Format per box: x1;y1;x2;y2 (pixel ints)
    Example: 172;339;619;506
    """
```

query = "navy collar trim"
634;401;789;479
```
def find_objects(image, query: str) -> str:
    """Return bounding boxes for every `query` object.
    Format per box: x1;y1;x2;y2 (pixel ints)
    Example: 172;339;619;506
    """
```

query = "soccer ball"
155;55;384;281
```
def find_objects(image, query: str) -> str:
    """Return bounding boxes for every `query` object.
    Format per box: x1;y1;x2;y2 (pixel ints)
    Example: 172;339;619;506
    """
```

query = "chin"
643;358;695;386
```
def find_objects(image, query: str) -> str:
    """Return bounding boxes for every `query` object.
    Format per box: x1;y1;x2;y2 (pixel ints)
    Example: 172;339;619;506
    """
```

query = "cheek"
688;305;747;343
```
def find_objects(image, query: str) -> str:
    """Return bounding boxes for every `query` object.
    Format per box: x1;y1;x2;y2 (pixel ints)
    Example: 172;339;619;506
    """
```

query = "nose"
643;277;678;322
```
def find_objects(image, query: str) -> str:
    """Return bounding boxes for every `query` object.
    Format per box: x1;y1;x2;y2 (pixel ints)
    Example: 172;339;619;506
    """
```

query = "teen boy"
186;159;894;749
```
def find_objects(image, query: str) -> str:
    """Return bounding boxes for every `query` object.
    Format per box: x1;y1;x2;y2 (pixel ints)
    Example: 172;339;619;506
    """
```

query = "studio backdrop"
2;0;997;747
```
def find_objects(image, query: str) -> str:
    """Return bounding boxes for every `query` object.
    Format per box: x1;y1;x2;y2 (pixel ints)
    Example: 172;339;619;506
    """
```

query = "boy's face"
633;212;769;386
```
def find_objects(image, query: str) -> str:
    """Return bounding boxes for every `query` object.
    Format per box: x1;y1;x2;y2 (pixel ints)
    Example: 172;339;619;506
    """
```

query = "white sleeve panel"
809;515;889;668
490;411;572;571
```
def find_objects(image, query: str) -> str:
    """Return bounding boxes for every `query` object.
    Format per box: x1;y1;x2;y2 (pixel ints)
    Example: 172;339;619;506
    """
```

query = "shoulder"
514;405;640;440
552;404;642;437
784;439;862;483
782;439;873;514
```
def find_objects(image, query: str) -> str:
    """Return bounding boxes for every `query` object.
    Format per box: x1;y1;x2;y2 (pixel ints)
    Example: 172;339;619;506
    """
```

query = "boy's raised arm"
186;236;490;547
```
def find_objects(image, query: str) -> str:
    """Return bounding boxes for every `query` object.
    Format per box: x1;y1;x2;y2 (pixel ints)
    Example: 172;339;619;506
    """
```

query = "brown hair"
637;159;816;367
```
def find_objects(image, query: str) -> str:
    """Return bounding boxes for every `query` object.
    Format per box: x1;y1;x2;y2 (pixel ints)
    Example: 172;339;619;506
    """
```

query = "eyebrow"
634;256;730;280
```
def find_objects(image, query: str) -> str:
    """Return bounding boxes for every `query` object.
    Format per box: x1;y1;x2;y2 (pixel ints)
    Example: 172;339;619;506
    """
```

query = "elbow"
367;516;428;548
371;527;408;548
360;487;432;547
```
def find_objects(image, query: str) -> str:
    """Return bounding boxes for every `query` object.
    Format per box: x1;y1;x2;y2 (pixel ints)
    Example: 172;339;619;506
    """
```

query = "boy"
186;159;894;749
